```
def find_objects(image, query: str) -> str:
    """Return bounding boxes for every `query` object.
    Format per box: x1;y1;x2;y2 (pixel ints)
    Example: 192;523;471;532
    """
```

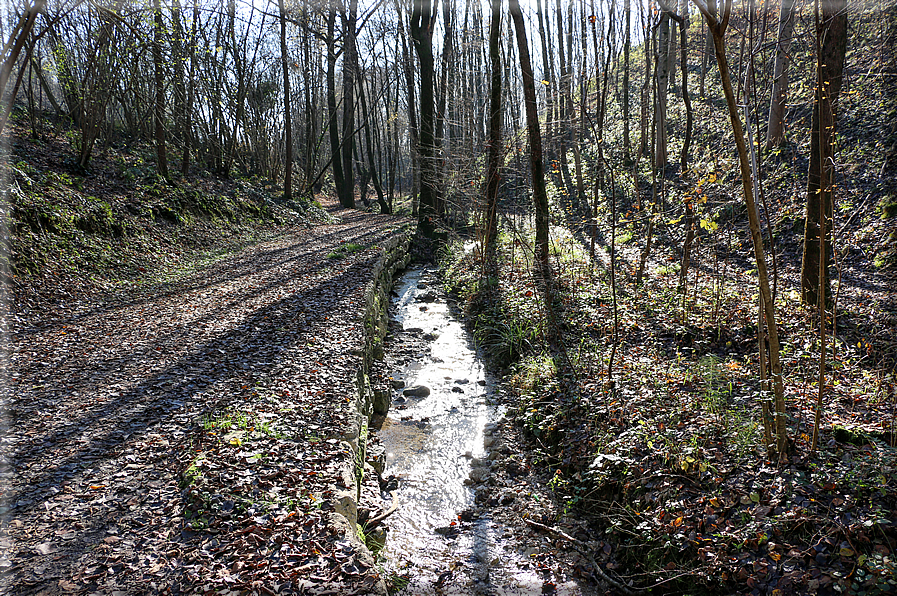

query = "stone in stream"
390;379;406;390
373;389;391;416
367;444;386;475
403;385;430;398
366;526;387;554
451;386;464;393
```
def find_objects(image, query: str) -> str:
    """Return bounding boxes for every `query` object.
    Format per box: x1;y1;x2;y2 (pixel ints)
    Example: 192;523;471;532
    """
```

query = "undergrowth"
440;219;896;594
2;120;331;327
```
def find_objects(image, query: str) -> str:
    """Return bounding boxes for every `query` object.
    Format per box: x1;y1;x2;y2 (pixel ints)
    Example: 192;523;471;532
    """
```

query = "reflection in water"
378;268;586;596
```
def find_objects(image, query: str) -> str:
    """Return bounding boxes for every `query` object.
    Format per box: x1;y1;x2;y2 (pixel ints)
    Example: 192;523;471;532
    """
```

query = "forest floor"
2;113;896;595
436;177;897;595
0;195;417;595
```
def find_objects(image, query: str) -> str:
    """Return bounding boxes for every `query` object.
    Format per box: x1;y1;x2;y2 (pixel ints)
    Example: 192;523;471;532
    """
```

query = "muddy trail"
0;204;411;595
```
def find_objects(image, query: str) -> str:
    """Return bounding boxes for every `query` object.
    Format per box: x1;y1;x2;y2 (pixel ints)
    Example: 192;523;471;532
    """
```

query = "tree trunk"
326;10;347;206
436;0;455;212
278;0;292;200
623;0;632;160
536;0;555;161
397;2;419;214
340;0;358;208
509;0;554;339
700;0;716;98
0;0;44;137
484;0;502;255
765;0;797;149
662;0;692;171
358;73;389;213
554;0;574;194
182;1;198;176
152;0;169;181
655;12;671;173
692;0;788;460
168;0;188;177
638;7;651;159
411;0;440;233
801;0;847;307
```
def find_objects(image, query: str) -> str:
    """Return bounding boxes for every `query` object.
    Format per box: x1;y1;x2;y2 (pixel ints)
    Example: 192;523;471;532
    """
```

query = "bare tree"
411;0;440;232
341;0;359;206
509;0;555;342
765;0;797;149
691;0;788;460
801;0;847;307
278;0;293;200
152;0;169;181
484;0;502;255
0;0;48;136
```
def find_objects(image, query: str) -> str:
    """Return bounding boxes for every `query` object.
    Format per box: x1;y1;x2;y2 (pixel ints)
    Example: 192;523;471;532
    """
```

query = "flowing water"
376;267;589;596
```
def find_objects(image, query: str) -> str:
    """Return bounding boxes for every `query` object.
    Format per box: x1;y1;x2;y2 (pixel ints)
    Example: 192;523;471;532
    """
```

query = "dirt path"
1;203;411;595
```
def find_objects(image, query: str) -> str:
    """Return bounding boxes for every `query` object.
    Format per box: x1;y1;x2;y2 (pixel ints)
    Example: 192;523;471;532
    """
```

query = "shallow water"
377;267;588;596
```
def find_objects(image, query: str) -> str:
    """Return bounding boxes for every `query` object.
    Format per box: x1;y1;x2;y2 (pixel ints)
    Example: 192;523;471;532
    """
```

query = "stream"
374;267;590;596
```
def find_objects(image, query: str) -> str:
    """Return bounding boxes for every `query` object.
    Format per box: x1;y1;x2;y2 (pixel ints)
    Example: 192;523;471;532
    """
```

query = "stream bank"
361;265;601;596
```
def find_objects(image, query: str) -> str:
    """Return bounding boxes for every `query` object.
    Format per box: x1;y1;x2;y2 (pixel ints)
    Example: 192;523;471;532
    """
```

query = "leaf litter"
1;198;411;595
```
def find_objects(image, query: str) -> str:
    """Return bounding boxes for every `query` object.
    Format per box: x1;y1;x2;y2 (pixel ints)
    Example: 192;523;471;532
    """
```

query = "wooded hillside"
2;0;896;593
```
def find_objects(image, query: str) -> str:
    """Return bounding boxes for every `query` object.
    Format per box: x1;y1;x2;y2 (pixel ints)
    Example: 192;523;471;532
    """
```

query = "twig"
522;517;637;595
365;491;398;528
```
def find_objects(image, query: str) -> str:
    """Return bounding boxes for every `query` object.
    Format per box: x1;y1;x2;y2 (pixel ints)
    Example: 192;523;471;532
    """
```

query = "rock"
366;526;387;554
404;327;424;334
373;389;391;415
368;444;386;475
416;282;428;289
507;461;527;477
332;490;357;526
434;525;460;538
403;385;430;398
423;332;439;341
417;291;438;303
451;386;464;393
455;379;469;384
390;379;406;389
468;467;489;483
372;345;385;360
483;435;497;448
478;380;487;386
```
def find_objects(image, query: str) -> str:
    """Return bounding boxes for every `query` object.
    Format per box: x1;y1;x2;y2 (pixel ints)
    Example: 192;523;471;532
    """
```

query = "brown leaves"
2;205;410;594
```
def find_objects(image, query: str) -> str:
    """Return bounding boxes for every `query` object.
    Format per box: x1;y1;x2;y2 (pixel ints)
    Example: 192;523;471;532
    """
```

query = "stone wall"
326;226;412;595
